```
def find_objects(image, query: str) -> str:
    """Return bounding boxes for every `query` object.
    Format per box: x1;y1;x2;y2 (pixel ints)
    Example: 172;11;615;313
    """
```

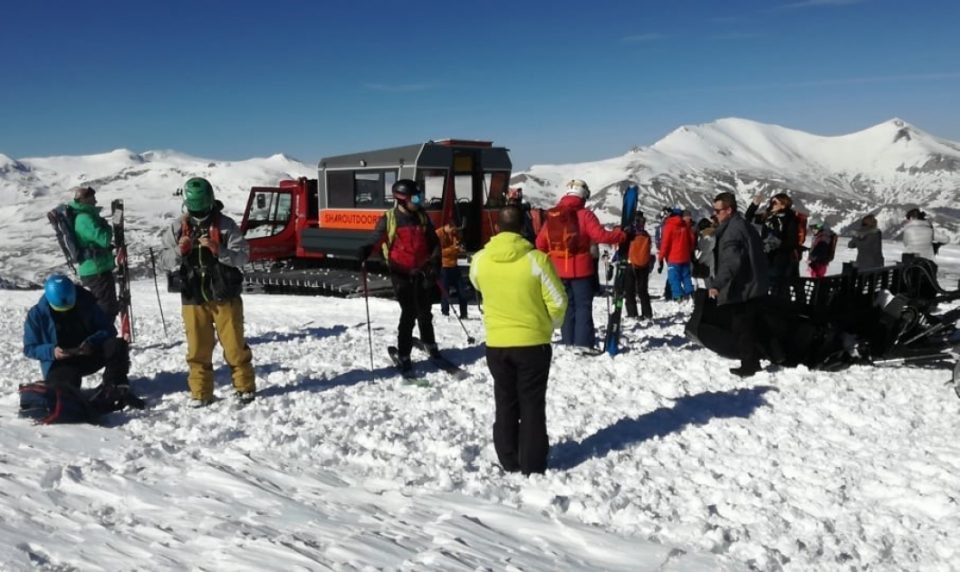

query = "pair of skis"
111;199;134;344
387;338;470;386
600;184;640;357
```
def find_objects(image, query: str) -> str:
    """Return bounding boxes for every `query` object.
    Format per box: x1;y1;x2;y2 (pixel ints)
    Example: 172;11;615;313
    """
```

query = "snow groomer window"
417;170;447;209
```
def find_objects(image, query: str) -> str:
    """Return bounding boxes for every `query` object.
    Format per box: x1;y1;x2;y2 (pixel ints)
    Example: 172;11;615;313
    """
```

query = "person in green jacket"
469;206;567;475
69;186;118;321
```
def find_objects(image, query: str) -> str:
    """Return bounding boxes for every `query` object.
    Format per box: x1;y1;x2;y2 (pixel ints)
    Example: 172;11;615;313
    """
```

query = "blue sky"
2;0;957;170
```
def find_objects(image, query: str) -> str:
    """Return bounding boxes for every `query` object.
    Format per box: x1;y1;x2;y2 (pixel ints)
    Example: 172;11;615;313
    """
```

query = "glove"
199;237;219;257
657;260;665;274
178;235;192;255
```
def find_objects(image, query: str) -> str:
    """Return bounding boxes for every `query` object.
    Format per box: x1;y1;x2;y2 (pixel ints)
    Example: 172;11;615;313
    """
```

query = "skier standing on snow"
692;217;717;288
708;192;771;377
358;179;442;372
535;179;626;348
847;214;884;270
745;193;801;299
67;186;120;321
624;213;653;320
505;187;537;243
656;208;695;300
436;222;469;319
902;208;948;262
807;222;837;278
470;206;567;475
23;273;143;407
161;177;256;407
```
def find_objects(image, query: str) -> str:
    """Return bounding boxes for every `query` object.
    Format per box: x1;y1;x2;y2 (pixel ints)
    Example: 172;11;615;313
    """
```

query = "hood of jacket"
68;200;103;215
556;195;586;210
484;232;533;263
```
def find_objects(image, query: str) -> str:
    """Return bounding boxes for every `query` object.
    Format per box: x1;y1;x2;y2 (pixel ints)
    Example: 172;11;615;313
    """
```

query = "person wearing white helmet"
535;179;627;348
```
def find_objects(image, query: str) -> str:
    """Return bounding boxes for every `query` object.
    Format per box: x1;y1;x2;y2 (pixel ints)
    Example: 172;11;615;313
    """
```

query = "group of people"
23;176;951;477
705;194;949;378
24;177;258;412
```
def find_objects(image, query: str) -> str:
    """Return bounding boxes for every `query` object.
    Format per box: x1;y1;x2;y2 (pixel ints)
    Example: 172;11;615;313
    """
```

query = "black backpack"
18;383;137;424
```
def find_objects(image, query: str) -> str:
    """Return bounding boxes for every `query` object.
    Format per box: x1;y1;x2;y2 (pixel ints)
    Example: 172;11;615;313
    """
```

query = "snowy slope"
514;118;960;241
0;149;312;284
0;242;958;570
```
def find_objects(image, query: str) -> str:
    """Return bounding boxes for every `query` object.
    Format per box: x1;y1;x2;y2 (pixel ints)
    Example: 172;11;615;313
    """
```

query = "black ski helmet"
392;179;419;200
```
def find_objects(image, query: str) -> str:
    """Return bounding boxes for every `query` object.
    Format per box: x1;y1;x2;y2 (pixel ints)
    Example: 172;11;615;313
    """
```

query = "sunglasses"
713;206;730;213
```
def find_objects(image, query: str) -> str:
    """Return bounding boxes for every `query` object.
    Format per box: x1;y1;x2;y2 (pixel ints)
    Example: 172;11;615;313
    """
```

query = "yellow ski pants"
182;297;255;399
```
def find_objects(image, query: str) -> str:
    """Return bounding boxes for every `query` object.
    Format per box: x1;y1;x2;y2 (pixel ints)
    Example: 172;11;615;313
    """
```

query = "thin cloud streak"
776;0;867;9
641;72;960;96
620;33;666;44
363;83;435;93
711;32;765;40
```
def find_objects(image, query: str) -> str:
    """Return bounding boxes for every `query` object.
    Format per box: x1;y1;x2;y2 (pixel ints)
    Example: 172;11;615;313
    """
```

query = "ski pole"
361;262;375;370
436;278;476;344
148;247;168;339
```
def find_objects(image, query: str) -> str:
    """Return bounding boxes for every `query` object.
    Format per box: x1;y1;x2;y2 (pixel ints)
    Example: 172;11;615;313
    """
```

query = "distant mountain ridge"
1;117;957;283
0;149;313;283
512;117;960;242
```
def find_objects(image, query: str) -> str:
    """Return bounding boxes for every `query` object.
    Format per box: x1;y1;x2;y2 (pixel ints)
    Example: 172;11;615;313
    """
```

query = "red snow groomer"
237;139;535;296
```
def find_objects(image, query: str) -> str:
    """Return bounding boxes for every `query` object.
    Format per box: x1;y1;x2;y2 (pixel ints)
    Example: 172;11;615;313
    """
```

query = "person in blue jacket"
23;274;138;399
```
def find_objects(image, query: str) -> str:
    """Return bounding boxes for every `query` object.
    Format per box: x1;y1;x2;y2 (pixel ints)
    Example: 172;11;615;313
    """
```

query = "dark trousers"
392;273;436;358
729;298;762;369
486;345;552;475
440;266;468;318
560;278;596;347
624;265;653;318
81;271;119;322
45;337;129;389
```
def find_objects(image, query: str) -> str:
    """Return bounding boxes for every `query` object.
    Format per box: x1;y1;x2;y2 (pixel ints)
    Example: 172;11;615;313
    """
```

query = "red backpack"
544;206;583;260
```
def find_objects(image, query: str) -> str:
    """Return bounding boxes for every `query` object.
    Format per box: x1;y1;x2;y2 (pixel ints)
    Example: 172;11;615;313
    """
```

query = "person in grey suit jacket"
707;192;771;377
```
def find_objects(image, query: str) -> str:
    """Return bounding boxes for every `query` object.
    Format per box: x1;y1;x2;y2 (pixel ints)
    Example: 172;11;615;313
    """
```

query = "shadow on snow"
550;385;777;470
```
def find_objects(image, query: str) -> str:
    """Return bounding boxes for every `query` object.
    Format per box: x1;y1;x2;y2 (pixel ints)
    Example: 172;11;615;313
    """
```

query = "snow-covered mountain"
0;149;313;284
2;117;958;284
514;118;960;241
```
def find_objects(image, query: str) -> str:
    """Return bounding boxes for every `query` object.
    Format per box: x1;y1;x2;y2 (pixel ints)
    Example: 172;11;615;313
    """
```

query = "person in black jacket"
745;193;799;299
359;179;442;372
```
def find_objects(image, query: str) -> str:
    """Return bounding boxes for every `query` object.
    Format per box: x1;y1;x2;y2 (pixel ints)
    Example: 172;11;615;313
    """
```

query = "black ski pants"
46;337;130;389
729;298;763;370
392;272;437;359
486;344;552;475
81;271;119;323
624;264;653;319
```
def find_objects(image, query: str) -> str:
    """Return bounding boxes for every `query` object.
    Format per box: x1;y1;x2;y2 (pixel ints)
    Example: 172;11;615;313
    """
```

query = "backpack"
47;204;84;267
18;383;97;424
544;206;582;259
47;204;108;268
628;232;652;267
18;382;133;424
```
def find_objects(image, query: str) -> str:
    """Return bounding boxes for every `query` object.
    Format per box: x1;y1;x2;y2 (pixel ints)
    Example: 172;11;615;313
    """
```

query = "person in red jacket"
535;179;626;347
657;208;695;300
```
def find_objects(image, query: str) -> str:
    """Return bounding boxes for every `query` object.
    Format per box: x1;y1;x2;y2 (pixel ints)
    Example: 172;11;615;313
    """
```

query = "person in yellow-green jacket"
469;206;567;475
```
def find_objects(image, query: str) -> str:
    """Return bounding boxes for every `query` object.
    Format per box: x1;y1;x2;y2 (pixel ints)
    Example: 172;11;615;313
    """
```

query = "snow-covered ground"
1;241;958;571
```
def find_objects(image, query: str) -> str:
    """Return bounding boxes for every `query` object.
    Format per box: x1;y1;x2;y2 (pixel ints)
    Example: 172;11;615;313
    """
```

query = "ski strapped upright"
602;184;640;356
111;199;134;343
